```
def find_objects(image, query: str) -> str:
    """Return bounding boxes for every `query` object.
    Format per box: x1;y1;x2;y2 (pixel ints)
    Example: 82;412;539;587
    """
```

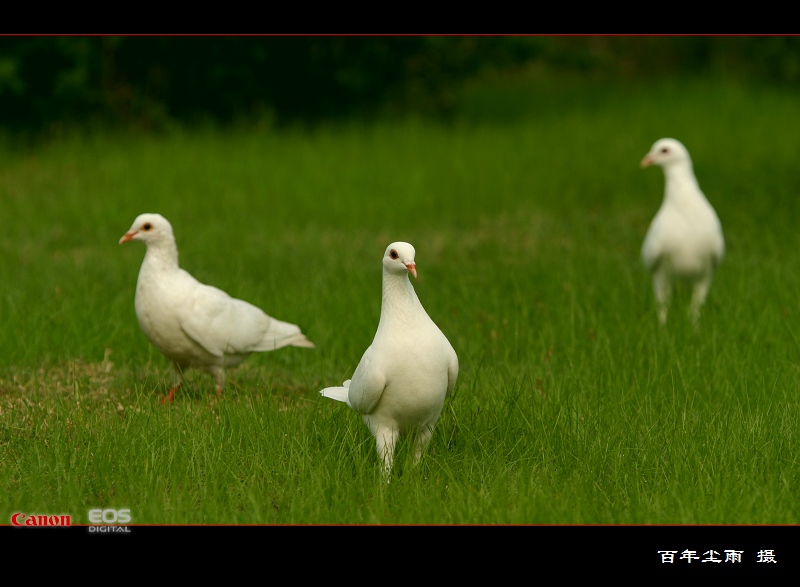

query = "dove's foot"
159;384;181;404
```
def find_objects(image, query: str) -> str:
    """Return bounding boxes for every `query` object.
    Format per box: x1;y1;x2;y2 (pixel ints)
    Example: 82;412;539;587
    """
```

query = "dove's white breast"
642;189;724;277
134;264;209;364
352;308;456;433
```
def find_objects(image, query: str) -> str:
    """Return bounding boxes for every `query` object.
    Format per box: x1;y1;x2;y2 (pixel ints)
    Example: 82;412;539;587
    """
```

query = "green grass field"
1;72;800;525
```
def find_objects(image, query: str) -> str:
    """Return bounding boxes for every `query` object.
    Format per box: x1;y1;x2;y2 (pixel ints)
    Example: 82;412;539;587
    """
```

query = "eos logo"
88;509;131;524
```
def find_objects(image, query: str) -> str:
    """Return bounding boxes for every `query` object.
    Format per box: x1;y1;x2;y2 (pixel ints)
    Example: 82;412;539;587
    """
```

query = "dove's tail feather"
283;333;316;349
320;386;349;402
252;316;316;351
253;332;315;351
319;379;351;403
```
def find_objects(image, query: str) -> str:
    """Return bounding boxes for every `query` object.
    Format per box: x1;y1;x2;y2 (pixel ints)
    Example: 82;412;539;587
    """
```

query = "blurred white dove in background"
120;213;314;403
640;138;725;327
320;242;458;479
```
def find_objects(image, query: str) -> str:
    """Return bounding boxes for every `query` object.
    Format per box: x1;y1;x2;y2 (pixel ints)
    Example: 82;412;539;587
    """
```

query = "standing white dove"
120;213;315;403
320;242;458;478
640;138;725;327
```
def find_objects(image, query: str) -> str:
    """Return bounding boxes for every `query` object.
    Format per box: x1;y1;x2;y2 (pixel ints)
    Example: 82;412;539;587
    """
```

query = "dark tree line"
0;36;797;133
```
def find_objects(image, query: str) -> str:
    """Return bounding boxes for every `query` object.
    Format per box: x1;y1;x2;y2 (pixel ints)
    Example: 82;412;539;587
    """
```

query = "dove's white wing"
346;345;387;414
176;280;269;357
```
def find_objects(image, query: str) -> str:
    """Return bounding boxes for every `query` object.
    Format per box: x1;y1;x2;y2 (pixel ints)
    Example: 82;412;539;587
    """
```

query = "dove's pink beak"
119;231;137;244
640;155;654;168
405;262;417;278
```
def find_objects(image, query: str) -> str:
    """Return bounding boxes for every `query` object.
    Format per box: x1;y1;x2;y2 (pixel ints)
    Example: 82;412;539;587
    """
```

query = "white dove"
640;138;725;326
320;242;458;478
120;213;315;403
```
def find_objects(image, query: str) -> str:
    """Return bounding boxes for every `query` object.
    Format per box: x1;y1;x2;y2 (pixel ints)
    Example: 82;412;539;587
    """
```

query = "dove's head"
383;242;417;279
119;213;175;245
641;138;692;169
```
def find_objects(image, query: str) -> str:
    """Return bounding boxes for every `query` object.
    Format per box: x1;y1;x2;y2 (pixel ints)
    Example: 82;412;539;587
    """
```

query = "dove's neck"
663;161;704;205
142;239;180;273
379;271;423;327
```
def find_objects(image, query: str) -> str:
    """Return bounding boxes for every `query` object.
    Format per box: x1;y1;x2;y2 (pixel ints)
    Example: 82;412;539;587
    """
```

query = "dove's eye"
390;250;398;260
660;147;669;154
143;223;152;230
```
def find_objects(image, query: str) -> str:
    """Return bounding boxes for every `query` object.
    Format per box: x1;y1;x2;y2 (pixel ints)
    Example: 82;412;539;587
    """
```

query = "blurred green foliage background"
1;35;798;133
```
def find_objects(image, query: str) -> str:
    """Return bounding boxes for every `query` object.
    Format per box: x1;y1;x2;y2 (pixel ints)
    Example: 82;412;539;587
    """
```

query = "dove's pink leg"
413;425;434;464
160;383;181;404
160;364;186;404
213;369;226;398
374;427;400;480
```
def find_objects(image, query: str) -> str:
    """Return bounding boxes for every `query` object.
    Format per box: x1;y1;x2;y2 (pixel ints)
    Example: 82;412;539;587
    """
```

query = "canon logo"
11;513;71;526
